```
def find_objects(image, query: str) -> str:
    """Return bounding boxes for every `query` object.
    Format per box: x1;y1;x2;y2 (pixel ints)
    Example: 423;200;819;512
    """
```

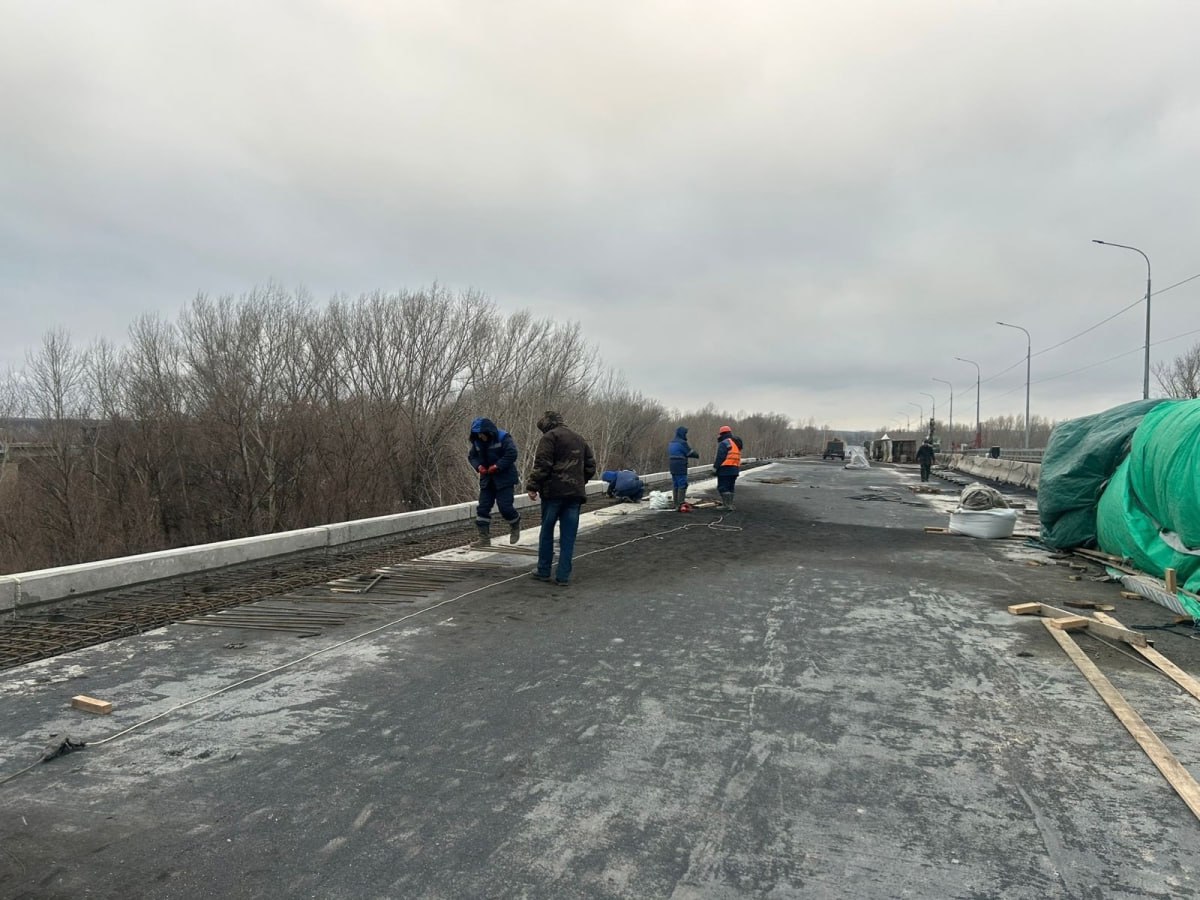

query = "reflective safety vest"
719;438;741;467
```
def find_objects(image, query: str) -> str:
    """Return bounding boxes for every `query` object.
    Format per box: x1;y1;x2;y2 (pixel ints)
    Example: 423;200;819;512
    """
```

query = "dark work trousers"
716;467;739;495
920;462;932;482
477;480;519;526
537;498;582;583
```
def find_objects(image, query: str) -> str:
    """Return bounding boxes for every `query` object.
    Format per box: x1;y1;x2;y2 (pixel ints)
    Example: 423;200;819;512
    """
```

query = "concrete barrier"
8;526;331;615
0;462;731;616
947;454;1040;491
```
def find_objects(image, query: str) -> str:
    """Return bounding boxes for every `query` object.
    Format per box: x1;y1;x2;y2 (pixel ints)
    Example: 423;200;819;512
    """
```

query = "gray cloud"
2;1;1199;430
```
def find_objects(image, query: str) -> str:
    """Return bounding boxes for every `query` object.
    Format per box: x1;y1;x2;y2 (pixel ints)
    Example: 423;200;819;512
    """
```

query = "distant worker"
713;425;743;511
601;469;645;502
468;417;521;546
916;438;936;483
667;426;700;509
526;411;597;586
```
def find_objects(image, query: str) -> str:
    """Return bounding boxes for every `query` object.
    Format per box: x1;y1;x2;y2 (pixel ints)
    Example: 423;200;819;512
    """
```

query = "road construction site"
2;458;1198;898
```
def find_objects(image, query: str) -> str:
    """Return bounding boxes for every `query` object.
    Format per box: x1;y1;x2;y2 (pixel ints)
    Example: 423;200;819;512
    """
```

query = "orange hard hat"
718;425;732;435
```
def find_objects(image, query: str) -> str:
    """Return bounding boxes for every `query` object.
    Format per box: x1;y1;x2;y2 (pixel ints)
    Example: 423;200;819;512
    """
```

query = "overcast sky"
2;1;1199;431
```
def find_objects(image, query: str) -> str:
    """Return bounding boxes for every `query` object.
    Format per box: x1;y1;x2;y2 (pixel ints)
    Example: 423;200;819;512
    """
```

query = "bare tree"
19;329;93;563
1154;343;1200;399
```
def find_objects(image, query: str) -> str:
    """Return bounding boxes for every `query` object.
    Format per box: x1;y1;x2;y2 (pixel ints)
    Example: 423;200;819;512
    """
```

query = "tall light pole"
908;402;922;433
955;357;982;449
933;378;953;448
996;321;1031;449
920;391;936;440
1093;239;1152;400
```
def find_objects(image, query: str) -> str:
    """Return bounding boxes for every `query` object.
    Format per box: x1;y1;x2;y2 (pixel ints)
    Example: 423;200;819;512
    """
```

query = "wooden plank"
923;526;951;534
1120;591;1142;600
1166;568;1178;594
1041;620;1200;822
1048;615;1090;631
1034;604;1149;648
1007;602;1042;616
1094;611;1200;705
71;695;113;715
1063;599;1115;612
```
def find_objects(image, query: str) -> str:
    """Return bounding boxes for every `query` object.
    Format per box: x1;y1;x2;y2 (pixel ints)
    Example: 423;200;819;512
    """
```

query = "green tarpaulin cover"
1096;399;1200;617
1038;399;1165;550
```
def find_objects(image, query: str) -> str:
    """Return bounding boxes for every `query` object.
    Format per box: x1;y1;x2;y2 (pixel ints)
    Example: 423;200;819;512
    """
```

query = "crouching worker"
601;469;645;502
468;417;521;545
667;426;700;509
713;425;743;511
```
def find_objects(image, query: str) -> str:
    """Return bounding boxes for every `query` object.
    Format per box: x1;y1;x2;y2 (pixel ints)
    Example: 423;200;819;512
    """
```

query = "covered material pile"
1038;399;1164;549
1040;398;1200;618
949;484;1017;538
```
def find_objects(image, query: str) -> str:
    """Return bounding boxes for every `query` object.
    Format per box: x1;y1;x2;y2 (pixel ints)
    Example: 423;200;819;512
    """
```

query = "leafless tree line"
0;285;793;574
1154;342;1200;400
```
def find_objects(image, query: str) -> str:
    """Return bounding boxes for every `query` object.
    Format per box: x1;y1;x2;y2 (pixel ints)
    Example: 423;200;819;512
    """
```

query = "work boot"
672;488;683;509
720;492;734;511
508;518;521;544
475;522;491;546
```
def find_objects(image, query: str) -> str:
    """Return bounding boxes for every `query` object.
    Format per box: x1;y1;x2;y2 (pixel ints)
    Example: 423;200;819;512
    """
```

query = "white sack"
647;490;674;510
844;447;871;469
948;507;1018;539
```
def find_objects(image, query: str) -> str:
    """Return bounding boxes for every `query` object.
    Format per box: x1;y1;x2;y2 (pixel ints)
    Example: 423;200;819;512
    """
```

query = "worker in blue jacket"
667;426;700;509
601;469;645;502
468;417;521;545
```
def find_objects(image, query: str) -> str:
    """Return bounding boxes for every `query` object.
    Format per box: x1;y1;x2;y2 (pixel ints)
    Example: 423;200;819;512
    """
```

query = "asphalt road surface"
2;459;1198;899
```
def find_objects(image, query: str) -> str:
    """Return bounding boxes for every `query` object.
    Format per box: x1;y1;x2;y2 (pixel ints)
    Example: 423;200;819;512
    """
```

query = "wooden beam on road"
1041;619;1200;823
1007;603;1149;648
1093;611;1200;705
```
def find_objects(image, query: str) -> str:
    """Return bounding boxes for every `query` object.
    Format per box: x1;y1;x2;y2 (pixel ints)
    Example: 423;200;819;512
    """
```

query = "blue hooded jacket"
667;426;699;477
601;469;644;500
468;417;519;489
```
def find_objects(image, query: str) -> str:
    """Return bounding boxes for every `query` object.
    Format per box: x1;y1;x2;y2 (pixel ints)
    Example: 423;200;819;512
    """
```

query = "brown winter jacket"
526;424;597;502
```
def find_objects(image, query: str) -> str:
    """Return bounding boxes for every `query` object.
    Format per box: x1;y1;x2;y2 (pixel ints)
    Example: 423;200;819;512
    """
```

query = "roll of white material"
948;507;1018;539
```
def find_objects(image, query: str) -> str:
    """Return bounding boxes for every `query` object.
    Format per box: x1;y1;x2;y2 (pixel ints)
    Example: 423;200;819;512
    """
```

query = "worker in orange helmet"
712;425;744;511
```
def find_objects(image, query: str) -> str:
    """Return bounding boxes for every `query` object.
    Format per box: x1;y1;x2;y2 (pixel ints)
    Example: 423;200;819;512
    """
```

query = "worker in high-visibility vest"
713;425;743;511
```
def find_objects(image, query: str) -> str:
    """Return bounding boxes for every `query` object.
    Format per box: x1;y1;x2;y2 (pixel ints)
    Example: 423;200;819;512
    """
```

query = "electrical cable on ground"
0;509;738;786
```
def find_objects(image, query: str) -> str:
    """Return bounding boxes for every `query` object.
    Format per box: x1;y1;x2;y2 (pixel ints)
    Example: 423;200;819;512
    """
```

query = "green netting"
1038;399;1165;549
1096;398;1200;614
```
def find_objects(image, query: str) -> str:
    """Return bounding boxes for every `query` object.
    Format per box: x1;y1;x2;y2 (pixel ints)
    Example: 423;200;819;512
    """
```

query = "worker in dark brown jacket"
525;410;597;586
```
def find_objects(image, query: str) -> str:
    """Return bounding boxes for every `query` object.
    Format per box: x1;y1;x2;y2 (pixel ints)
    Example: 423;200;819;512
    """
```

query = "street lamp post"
996;321;1031;449
933;378;953;448
1093;239;1152;400
920;392;936;441
955;357;982;449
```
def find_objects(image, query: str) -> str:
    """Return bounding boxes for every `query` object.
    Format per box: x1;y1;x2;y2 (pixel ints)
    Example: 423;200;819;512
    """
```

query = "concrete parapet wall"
947;454;1040;491
0;463;723;616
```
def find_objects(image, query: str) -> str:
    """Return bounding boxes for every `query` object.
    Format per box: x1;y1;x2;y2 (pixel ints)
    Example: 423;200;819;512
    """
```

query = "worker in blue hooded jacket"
601;469;645;502
468;417;521;545
667;426;700;509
